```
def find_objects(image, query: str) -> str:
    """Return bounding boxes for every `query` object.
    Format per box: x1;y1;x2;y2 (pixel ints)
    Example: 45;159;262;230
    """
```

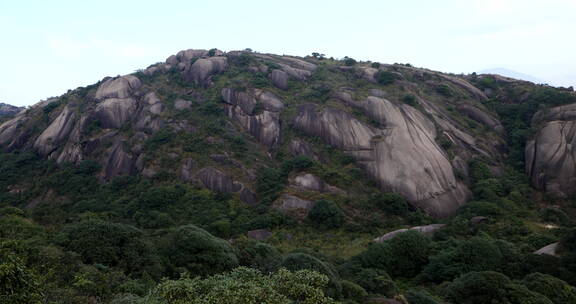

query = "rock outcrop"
294;99;471;218
374;224;446;242
526;103;576;197
196;167;257;204
222;88;283;148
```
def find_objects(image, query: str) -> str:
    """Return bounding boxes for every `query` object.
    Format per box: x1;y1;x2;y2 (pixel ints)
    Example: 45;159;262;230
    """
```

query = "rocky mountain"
0;102;24;117
0;48;574;219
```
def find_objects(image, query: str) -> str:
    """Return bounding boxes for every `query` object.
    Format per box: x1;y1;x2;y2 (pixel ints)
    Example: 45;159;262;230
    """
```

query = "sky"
1;0;575;106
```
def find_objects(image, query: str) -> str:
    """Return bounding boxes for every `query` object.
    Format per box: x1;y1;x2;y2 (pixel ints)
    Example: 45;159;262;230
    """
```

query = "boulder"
95;75;141;100
34;106;76;155
534;242;559;256
374;224;446;242
270;69;289;90
95;98;138;128
288;138;318;161
222;88;283;148
291;173;344;194
247;229;272;241
293;99;470;218
180;158;196;182
526;103;576;197
272;194;314;217
185;57;228;86
102;142;135;179
174;99;192;110
457;104;504;134
196;167;242;193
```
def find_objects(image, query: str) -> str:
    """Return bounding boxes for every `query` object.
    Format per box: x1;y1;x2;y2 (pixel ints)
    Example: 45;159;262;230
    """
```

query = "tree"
375;71;396;85
169;225;238;275
142;267;336;304
445;271;553;304
308;200;344;229
522;273;576;304
0;251;42;304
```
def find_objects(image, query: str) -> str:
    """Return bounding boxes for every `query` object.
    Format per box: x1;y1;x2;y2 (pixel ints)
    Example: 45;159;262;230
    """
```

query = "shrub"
402;94;418;106
376;71;396;85
445;271;553;304
343;56;357;66
420;237;505;282
143;267;336;304
308;200;345;229
169;225;239;275
356;230;433;278
436;85;453;97
371;62;381;69
56;220;155;274
522;272;576;304
405;289;441;304
341;280;367;302
280;253;342;298
354;268;397;296
369;193;410;216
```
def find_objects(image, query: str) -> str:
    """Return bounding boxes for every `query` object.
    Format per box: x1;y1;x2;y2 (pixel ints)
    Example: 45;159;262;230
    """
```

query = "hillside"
1;49;576;304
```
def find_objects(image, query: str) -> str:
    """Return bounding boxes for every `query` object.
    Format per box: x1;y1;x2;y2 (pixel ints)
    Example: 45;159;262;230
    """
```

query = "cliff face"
0;49;513;217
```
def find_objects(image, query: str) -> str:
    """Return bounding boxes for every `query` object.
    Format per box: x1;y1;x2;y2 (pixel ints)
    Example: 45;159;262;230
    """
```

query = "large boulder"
95;75;141;100
222;88;283;148
95;98;138;128
34;106;76;156
526;103;576;197
293;99;470;218
185;57;228;86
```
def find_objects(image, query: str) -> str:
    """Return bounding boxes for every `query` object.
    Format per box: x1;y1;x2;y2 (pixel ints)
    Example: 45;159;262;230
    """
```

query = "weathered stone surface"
457;104;504;134
34;106;76;155
534;242;559;256
95;75;141;100
288;138;318;161
143;92;160;105
0;114;28;148
186;57;228;86
272;195;314;216
526;103;576;197
294;99;470;218
196;167;242;193
149;103;163;115
240;188;258;205
291;173;344;194
247;229;272;241
374;224;446;242
271;69;289;90
174;99;192;110
95;98;138;128
470;216;489;225
222;88;283;148
180;158;196;182
103;142;135;179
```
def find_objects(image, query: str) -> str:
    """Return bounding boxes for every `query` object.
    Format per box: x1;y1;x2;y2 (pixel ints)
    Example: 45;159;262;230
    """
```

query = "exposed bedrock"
526;103;576;197
293;99;471;218
221;88;284;148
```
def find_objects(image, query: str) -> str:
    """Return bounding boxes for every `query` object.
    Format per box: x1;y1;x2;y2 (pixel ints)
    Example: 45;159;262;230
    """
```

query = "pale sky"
1;0;575;106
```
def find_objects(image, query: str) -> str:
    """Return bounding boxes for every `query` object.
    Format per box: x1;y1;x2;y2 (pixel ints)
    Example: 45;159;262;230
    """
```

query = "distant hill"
479;67;544;84
0;102;24;117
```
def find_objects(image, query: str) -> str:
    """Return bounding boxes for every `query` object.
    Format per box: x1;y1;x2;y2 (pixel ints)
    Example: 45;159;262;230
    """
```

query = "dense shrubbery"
308;200;344;229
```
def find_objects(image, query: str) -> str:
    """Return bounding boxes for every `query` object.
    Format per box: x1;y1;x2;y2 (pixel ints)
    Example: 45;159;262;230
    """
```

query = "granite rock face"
294;99;471;218
222;88;284;148
526;103;576;197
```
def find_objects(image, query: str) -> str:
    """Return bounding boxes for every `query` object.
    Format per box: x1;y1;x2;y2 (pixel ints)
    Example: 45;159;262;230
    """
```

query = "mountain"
479;67;544;84
0;102;24;116
2;48;576;303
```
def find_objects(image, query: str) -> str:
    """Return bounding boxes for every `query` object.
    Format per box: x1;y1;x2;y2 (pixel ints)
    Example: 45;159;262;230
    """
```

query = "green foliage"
169;225;238;275
371;62;380;68
420;237;508;282
369;193;410;216
0;250;42;304
143;267;336;304
57;220;157;274
375;71;396;85
402;94;418;106
340;280;367;302
445;271;553;304
522;273;576;304
308;200;345;229
280;253;342;298
235;239;282;272
343;56;356;66
435;85;453;97
144;129;176;151
404;289;441;304
356;231;433;278
353;268;397;297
